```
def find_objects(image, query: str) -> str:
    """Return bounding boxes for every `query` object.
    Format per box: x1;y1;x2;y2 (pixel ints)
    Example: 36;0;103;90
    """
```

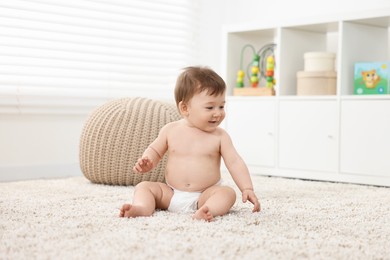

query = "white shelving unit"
222;9;390;186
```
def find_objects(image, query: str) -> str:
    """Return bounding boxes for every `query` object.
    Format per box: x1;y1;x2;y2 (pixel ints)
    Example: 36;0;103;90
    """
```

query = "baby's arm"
220;130;261;212
133;124;170;173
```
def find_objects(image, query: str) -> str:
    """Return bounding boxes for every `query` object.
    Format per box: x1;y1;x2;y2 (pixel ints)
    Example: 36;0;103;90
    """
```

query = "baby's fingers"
242;193;248;203
133;158;145;173
242;191;261;212
133;164;142;173
247;194;261;212
141;156;151;164
252;199;261;212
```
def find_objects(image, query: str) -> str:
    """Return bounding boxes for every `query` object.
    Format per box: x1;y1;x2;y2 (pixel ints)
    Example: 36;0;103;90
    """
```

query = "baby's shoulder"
160;120;183;133
214;127;232;142
214;126;229;136
164;120;182;128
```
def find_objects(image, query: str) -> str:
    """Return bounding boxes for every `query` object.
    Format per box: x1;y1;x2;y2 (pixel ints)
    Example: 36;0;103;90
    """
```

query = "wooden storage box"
297;71;337;95
233;87;275;96
304;52;336;71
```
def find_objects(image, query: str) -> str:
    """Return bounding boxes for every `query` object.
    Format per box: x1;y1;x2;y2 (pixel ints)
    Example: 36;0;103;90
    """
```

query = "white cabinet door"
279;100;338;172
340;100;390;177
225;99;275;167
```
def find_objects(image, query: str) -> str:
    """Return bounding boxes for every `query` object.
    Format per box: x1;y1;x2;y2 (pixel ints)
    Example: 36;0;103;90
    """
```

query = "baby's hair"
174;66;226;106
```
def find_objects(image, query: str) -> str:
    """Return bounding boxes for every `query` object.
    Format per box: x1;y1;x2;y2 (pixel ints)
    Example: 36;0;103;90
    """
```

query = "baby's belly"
165;158;221;192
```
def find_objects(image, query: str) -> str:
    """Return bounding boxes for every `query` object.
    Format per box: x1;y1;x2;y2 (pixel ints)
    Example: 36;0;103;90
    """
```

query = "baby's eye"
206;107;213;110
219;106;225;109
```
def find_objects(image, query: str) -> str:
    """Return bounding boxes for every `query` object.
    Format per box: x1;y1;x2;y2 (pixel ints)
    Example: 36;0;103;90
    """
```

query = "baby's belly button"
185;183;190;187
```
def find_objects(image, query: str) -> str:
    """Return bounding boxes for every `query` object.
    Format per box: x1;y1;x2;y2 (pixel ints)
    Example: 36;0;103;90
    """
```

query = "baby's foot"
119;204;140;218
192;206;213;222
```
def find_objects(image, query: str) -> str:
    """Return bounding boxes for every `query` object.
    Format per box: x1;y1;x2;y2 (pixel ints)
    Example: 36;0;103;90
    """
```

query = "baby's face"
185;90;226;132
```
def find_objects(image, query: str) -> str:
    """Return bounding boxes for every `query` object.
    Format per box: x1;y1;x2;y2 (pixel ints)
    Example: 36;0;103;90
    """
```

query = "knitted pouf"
79;97;181;186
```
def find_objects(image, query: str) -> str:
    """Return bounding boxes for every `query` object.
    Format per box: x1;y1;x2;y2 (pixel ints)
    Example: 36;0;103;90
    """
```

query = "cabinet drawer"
340;100;390;177
279;100;338;172
226;99;276;167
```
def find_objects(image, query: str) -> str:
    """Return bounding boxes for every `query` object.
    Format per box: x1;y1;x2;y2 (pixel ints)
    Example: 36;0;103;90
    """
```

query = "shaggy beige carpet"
1;174;389;260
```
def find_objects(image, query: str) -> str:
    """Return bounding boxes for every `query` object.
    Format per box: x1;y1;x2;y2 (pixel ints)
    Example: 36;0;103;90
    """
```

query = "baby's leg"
193;186;236;221
119;181;173;218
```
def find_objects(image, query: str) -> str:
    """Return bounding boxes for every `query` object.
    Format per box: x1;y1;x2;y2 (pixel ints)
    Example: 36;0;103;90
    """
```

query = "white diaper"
167;179;224;213
167;189;201;213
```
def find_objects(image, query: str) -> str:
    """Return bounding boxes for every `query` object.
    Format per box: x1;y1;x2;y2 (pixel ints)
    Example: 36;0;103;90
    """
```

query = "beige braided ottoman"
79;97;181;186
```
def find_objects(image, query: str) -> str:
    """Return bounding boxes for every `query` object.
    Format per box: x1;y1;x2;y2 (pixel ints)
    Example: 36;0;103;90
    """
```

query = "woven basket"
79;97;181;186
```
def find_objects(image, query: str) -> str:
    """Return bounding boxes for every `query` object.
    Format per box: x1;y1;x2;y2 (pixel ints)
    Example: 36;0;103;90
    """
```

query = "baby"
120;66;260;221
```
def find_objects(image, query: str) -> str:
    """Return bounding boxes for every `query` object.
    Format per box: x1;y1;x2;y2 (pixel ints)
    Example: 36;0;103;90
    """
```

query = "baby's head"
174;66;226;107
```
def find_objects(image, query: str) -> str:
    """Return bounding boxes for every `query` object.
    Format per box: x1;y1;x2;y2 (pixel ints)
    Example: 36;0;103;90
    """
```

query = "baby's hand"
133;156;153;173
242;189;261;212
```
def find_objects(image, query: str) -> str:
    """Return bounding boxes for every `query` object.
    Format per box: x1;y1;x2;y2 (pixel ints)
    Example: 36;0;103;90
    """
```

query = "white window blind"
0;0;199;114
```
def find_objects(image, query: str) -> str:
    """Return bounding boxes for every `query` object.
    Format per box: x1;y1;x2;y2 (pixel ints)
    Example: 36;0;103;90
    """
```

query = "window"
0;0;199;114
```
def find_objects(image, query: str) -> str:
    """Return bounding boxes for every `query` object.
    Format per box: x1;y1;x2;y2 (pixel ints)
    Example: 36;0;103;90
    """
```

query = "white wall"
2;0;390;181
0;113;87;181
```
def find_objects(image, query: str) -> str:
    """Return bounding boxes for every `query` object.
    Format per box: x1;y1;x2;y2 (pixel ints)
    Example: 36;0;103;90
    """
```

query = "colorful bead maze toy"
234;43;276;96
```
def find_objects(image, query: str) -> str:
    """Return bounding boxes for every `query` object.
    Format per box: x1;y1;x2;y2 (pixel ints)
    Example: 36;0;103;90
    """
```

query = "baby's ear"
178;101;189;116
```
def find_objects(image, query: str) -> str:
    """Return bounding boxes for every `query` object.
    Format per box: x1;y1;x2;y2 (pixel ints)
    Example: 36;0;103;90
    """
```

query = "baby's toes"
120;204;131;213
